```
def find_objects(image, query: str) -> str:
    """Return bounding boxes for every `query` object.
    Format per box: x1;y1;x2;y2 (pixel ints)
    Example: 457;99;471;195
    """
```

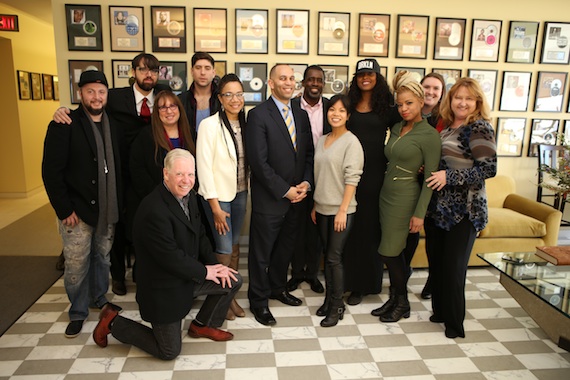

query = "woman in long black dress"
343;59;401;305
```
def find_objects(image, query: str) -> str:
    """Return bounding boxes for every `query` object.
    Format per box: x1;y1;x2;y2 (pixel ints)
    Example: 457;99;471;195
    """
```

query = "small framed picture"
53;76;59;101
541;22;570;64
319;64;349;98
214;60;227;79
505;21;538;63
235;9;268;54
17;70;30;100
68;60;104;104
109;6;144;52
470;19;502;62
528;119;560;156
432;68;461;92
112;60;133;88
65;4;103;51
30;72;42;100
194;8;227;53
396;14;429;59
289;63;308;98
151;6;186;53
499;71;532;111
468;69;498;110
318;12;350;56
276;9;309;54
157;61;187;95
534;71;568;112
563;120;570;141
42;74;54;100
395;67;425;83
496;118;526;157
357;13;390;57
235;62;267;105
433;18;466;61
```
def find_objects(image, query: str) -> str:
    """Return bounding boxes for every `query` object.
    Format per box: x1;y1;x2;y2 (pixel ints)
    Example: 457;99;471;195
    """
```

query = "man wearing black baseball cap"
42;70;122;338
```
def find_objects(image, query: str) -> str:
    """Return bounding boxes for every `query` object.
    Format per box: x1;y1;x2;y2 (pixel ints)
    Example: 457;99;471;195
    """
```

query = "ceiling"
1;0;53;24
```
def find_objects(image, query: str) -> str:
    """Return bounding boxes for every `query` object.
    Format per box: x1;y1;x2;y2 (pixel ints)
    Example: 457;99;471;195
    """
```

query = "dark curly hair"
348;72;394;116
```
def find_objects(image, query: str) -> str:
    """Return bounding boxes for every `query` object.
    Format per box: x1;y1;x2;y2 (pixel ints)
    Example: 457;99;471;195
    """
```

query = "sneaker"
65;320;83;338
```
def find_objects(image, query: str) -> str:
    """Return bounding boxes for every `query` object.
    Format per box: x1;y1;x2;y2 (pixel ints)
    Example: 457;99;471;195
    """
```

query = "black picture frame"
505;21;539;63
235;62;268;105
496;118;526;157
17;70;30;100
499;71;532;112
288;63;308;98
433;17;466;61
395;67;426;83
470;19;502;62
357;13;390;57
468;69;498;111
30;72;42;100
42;74;54;100
109;6;144;52
65;4;103;51
276;9;310;55
235;9;268;54
157;61;187;95
111;60;133;88
396;14;429;59
432;68;462;92
317;12;350;56
534;71;568;112
194;8;227;53
541;22;570;64
151;6;186;53
319;64;349;98
528;119;560;157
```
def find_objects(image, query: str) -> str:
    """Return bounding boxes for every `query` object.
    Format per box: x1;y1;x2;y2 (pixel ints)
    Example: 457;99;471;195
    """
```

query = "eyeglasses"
220;92;245;100
136;67;159;76
158;104;179;112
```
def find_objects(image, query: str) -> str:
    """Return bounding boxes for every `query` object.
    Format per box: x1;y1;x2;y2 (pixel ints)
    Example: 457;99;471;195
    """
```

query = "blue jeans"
201;191;248;254
58;219;114;321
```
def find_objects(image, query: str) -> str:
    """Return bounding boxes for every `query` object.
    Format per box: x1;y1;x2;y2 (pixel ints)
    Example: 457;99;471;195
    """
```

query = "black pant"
425;216;476;338
291;195;322;280
248;204;302;308
111;273;242;360
109;219;128;281
316;213;354;303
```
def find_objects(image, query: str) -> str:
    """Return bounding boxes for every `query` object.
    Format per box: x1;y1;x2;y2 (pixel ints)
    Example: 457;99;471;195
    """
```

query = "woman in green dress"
372;71;441;322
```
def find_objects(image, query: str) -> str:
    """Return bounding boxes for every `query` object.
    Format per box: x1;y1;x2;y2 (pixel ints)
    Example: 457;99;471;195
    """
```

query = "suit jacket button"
90;200;96;205
92;180;96;184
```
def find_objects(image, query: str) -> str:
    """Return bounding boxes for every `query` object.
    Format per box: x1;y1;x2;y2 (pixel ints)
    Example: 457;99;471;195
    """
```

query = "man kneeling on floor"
93;149;242;360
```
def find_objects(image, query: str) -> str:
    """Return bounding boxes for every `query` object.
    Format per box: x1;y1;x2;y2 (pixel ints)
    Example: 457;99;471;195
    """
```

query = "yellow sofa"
411;175;563;268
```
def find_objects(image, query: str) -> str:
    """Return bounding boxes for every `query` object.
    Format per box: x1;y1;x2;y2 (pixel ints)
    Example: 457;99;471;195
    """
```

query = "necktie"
283;106;296;151
140;97;151;123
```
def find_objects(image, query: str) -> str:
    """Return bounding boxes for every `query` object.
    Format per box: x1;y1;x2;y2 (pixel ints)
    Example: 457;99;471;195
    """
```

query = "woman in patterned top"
424;78;497;339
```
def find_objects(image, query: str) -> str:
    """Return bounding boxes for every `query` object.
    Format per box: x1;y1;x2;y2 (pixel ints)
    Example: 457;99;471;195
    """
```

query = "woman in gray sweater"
311;95;364;327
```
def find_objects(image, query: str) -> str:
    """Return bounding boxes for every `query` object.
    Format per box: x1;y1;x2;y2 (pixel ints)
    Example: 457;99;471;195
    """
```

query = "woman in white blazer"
196;74;248;320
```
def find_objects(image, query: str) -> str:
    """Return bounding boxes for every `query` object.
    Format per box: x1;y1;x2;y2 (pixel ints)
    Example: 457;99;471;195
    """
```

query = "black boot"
380;294;410;323
316;297;330;317
317;259;333;317
320;301;345;327
371;287;396;317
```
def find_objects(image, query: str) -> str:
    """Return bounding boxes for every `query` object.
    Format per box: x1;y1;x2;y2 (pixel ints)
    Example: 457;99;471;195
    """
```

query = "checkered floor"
1;249;570;380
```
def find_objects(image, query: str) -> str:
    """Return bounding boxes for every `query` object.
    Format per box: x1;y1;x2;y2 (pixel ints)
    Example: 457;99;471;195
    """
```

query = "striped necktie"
283;106;297;151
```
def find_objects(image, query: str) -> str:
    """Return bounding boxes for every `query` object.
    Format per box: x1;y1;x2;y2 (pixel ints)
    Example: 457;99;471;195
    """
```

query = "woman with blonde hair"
372;70;441;322
425;78;497;338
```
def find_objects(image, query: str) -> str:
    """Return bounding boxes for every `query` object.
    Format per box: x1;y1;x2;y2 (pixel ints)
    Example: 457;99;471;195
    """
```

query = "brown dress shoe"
188;321;233;341
93;303;119;347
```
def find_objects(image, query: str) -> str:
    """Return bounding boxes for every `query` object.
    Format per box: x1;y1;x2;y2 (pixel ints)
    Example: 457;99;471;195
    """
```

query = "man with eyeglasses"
179;52;220;140
53;53;171;296
287;65;331;295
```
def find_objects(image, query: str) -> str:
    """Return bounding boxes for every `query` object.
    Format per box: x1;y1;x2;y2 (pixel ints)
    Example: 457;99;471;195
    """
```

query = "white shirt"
133;85;155;116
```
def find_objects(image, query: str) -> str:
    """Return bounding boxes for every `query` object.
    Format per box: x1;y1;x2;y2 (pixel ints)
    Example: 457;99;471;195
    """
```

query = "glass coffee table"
478;252;570;351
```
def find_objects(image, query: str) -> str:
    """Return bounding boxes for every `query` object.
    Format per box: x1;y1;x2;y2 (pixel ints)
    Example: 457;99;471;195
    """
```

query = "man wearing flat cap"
42;70;122;338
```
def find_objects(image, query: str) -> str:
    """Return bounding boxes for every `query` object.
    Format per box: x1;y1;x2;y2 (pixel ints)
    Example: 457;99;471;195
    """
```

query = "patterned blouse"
427;119;497;232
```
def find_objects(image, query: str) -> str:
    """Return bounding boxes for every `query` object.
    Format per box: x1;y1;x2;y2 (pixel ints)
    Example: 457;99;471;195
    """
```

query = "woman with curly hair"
342;59;401;305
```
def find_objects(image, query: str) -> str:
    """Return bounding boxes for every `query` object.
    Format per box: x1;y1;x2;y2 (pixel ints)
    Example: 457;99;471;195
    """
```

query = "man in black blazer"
288;65;331;295
42;71;122;338
245;64;314;325
53;53;171;296
93;149;241;360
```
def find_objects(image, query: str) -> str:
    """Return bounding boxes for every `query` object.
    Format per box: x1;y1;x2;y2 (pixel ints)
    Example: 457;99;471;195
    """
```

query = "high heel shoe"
380;294;410;323
371;287;396;317
320;305;345;327
316;297;330;317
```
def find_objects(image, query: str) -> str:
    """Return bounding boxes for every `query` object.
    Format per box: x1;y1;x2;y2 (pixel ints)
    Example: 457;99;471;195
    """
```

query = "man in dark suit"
42;71;122;338
288;65;331;295
93;149;241;360
245;64;314;325
53;53;171;296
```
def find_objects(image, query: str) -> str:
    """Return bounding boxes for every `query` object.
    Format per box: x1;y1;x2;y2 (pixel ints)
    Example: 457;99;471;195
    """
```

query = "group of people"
41;50;496;361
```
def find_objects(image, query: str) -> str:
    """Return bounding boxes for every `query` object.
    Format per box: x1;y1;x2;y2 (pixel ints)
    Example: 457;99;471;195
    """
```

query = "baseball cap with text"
354;58;381;75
